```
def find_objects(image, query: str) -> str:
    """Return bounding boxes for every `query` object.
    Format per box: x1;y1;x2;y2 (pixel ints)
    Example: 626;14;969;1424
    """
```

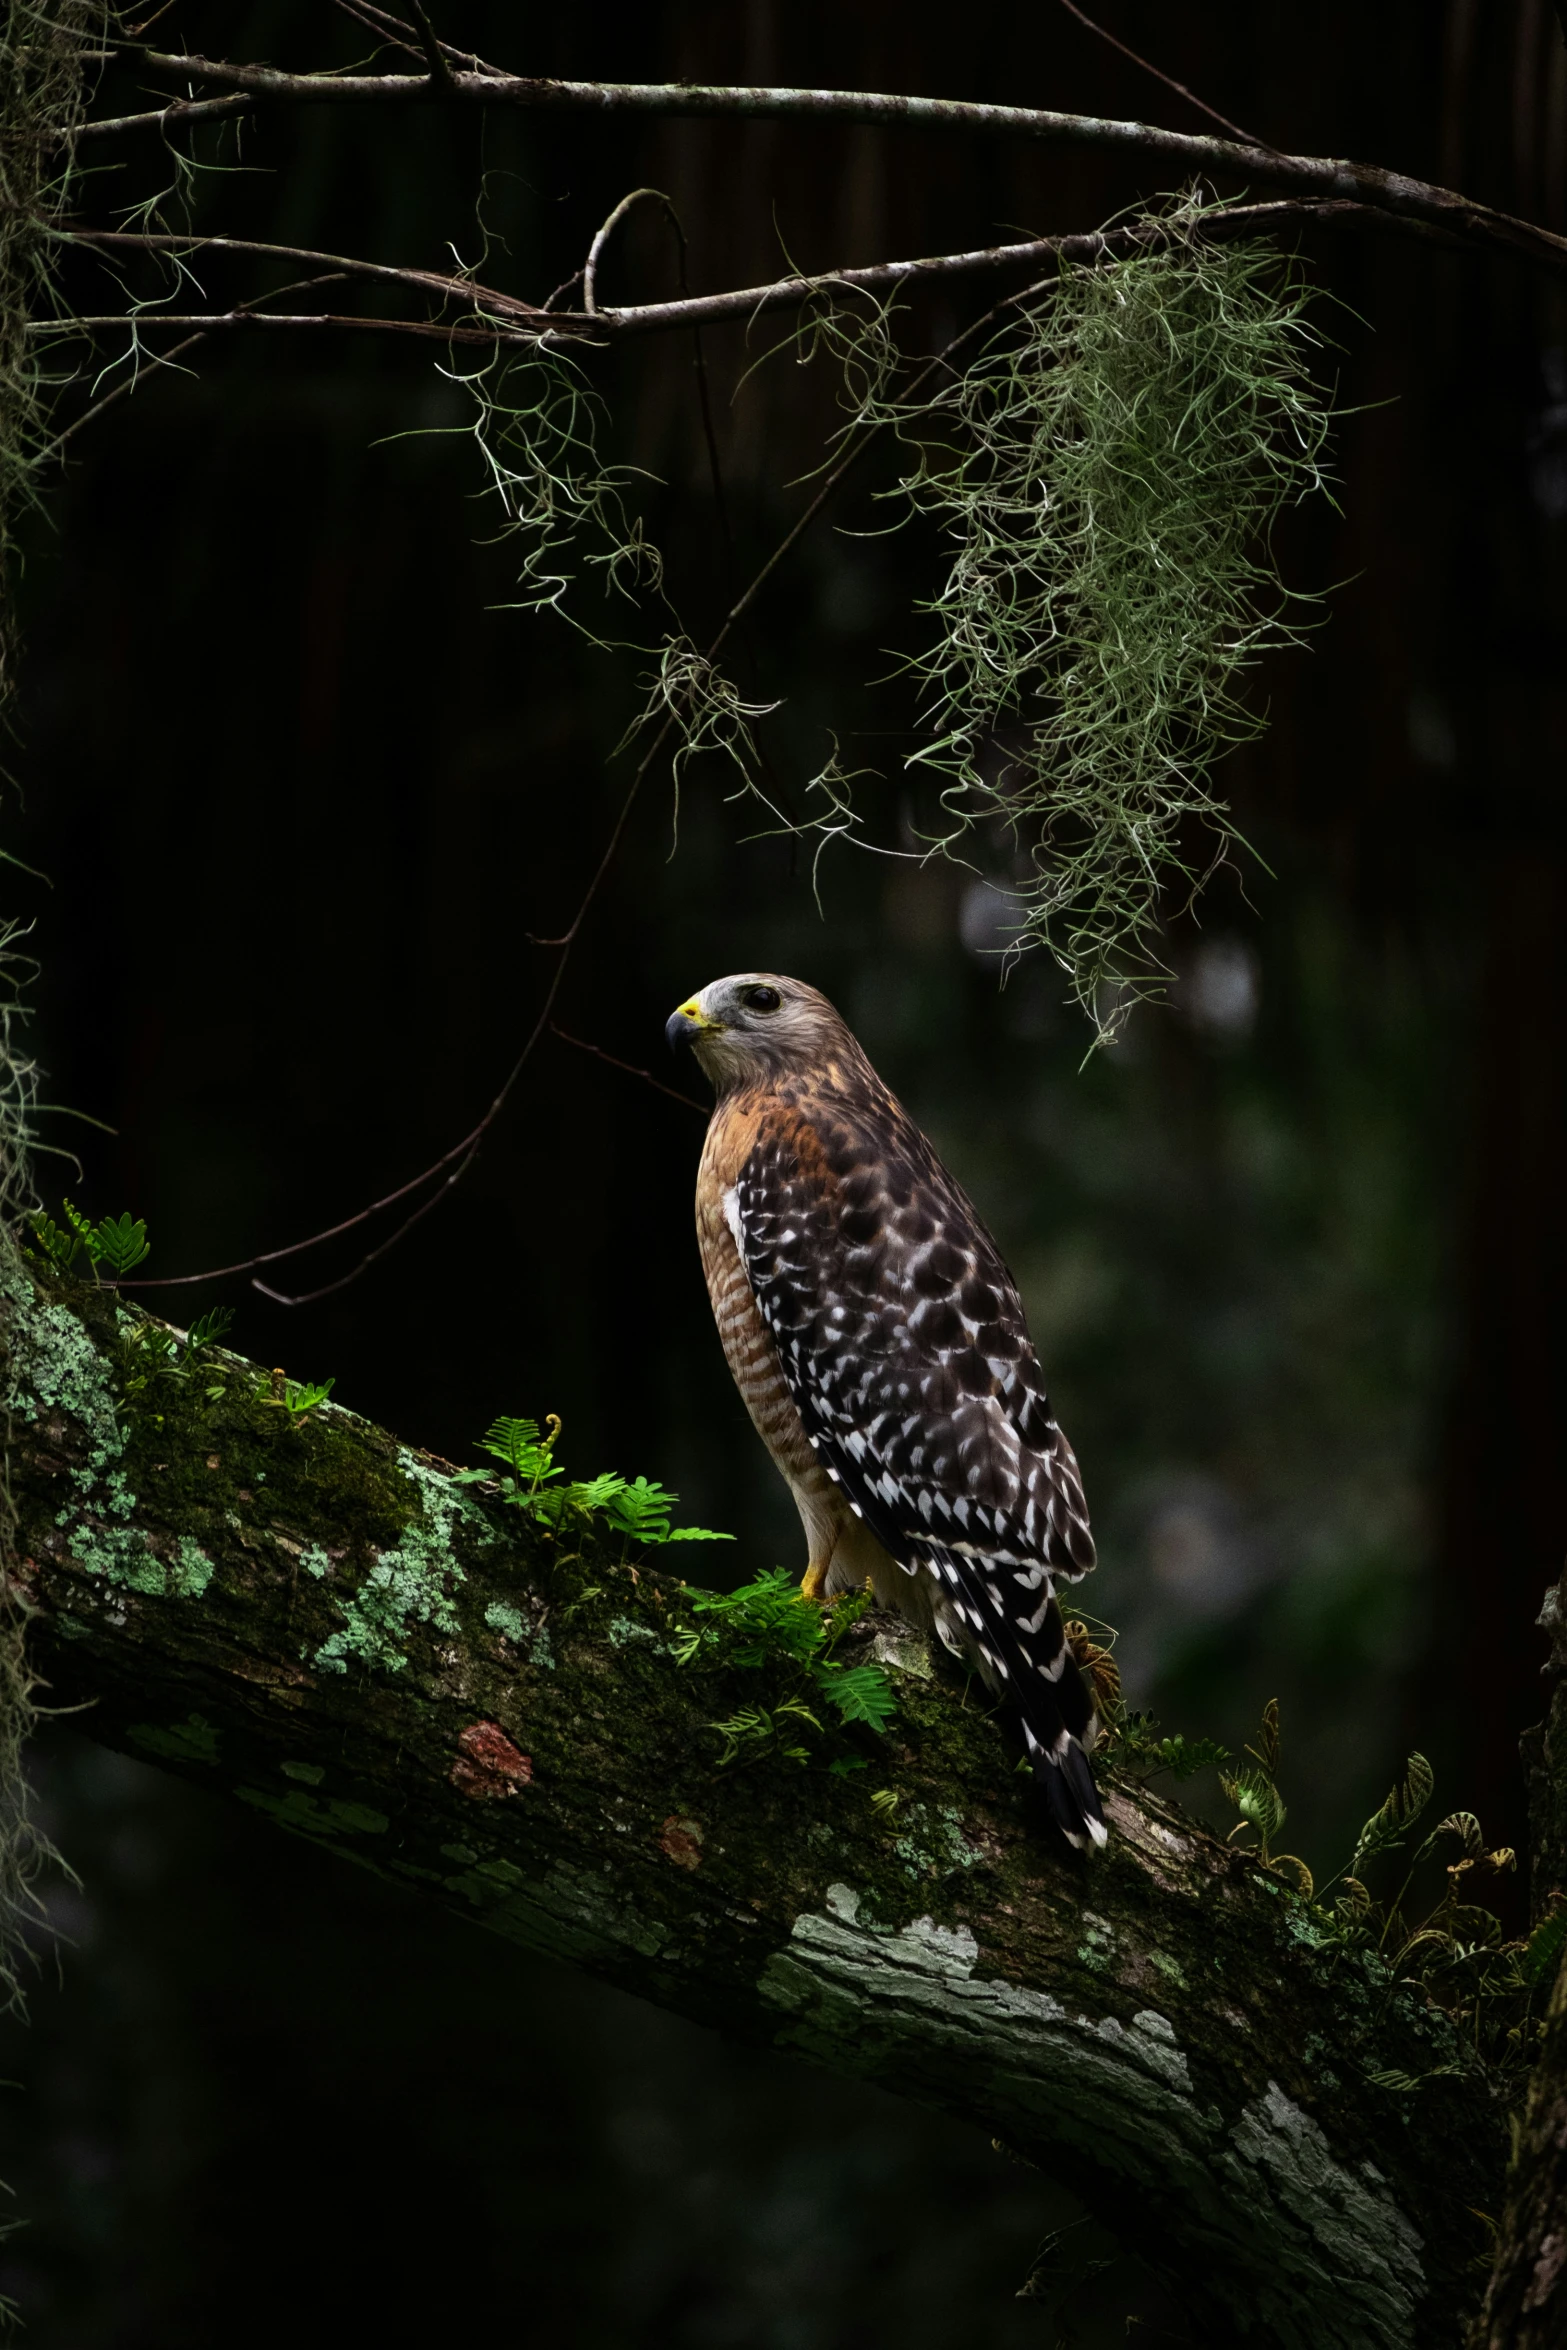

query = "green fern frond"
818;1662;899;1730
708;1705;774;1766
184;1305;234;1352
566;1472;633;1516
1221;1765;1287;1857
474;1415;729;1545
90;1211;150;1275
1133;1729;1231;1781
1352;1752;1435;1879
1521;1905;1567;1990
681;1570;899;1760
29;1211;80;1271
479;1414;562;1486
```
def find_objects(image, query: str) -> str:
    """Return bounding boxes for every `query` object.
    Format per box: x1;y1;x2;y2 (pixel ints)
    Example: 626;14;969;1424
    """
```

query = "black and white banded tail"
926;1546;1106;1851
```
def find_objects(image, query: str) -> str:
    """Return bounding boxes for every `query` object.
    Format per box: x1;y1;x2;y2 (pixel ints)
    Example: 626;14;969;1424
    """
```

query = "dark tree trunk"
1477;1563;1567;2345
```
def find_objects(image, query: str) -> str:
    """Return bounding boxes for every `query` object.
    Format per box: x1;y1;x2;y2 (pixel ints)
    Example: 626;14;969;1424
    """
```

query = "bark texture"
1478;1566;1567;2346
0;1254;1505;2348
1476;1948;1567;2348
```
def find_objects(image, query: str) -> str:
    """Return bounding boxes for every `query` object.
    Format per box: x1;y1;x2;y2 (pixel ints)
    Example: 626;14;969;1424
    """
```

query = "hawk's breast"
730;1084;1096;1587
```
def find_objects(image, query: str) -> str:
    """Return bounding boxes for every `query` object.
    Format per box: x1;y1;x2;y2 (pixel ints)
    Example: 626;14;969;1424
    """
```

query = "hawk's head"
666;973;848;1093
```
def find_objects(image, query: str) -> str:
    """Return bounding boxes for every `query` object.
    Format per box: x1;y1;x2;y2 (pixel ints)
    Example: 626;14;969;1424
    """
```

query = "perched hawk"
667;972;1106;1850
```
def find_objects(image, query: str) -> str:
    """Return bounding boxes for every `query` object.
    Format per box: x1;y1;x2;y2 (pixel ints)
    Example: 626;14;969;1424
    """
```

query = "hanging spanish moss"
1;0;108;718
898;194;1334;1038
0;0;102;2056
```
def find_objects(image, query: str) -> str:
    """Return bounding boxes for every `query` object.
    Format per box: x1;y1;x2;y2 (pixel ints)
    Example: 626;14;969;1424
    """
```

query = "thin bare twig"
123;268;1050;1302
330;0;424;68
1054;0;1270;151
583;186;676;317
47;222;543;322
331;0;508;79
406;0;455;94
577;187;743;614
83;86;254;137
41;310;551;347
541;268;585;312
85;0;503;131
48;325;209;448
549;1024;707;1113
44;272;347;451
251;737;669;1304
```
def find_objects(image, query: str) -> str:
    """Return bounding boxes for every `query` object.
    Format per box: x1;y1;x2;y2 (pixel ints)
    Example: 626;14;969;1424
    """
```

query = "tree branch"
30;200;1463;371
0;1256;1503;2346
71;55;1567;278
405;0;455;95
593;200;1430;333
328;0;510;82
47;223;549;325
40;308;545;349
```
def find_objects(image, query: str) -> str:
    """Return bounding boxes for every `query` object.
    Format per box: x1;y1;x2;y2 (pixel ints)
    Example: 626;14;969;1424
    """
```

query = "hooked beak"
666;996;722;1055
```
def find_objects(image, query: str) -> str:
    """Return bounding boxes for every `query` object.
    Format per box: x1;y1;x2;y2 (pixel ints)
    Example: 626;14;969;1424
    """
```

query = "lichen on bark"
0;1252;1510;2348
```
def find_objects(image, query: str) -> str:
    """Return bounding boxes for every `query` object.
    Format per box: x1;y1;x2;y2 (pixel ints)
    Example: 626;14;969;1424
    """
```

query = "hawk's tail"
1018;1649;1107;1853
929;1554;1106;1851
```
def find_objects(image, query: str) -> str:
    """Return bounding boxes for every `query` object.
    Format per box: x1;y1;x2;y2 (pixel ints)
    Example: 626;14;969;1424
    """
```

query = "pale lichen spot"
313;1450;483;1676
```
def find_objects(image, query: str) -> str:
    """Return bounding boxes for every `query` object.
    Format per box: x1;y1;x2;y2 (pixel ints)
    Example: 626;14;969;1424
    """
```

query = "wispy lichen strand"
1;0;108;719
896;196;1333;1034
0;0;107;2064
440;340;663;627
438;338;776;812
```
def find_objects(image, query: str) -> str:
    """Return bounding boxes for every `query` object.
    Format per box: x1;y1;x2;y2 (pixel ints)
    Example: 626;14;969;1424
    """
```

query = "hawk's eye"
743;985;782;1013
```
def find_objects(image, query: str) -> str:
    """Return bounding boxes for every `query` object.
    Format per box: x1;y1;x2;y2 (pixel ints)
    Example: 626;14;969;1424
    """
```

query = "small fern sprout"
461;1412;732;1547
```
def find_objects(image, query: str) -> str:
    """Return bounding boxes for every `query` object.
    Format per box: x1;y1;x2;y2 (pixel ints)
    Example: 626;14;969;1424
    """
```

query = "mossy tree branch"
0;1251;1504;2349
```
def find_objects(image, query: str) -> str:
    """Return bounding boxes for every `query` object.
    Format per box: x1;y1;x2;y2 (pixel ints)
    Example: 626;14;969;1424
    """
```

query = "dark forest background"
0;1;1564;2341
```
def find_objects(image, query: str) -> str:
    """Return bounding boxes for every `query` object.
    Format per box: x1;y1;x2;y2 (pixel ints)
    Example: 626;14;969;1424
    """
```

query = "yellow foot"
800;1559;831;1602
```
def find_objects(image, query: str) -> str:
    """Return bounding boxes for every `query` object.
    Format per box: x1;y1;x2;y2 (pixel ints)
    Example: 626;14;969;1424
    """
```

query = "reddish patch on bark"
659;1815;704;1869
450;1720;533;1799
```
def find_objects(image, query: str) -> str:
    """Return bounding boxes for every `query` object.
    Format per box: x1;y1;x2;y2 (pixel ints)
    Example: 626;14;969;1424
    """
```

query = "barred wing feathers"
731;1091;1106;1848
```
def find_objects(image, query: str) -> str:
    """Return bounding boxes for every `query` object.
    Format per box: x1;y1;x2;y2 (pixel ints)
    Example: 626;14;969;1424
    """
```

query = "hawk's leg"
801;1550;874;1606
794;1496;850;1605
797;1514;895;1609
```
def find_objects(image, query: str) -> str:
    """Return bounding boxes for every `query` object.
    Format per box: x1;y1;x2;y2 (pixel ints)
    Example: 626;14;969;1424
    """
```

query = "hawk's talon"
800;1560;831;1603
